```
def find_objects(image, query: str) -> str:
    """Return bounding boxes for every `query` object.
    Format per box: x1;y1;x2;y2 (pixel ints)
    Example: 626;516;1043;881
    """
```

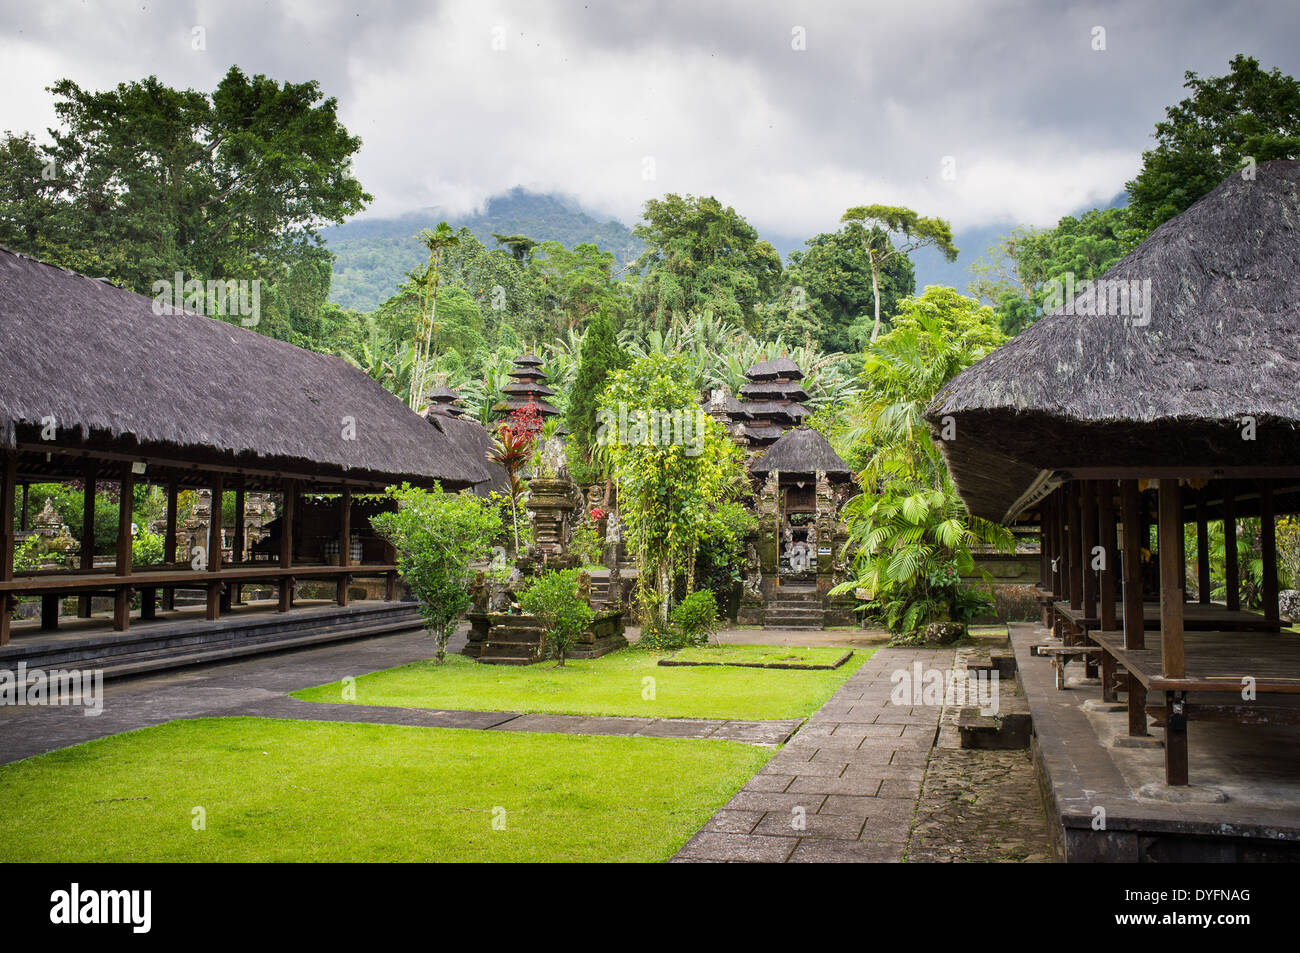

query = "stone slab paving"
673;646;954;863
0;627;801;764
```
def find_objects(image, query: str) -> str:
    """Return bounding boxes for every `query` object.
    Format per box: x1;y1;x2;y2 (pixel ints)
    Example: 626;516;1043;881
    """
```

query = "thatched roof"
740;380;810;402
926;160;1300;522
502;381;556;397
426;413;507;496
0;247;490;490
746;357;804;381
750;426;852;481
740;400;809;423
514;353;544;366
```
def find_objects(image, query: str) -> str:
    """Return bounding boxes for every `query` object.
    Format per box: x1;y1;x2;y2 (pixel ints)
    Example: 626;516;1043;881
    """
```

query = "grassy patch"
663;645;852;669
293;646;870;720
0;717;770;862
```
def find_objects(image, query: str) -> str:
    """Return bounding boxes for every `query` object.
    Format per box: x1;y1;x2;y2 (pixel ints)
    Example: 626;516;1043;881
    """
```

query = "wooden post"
1099;482;1118;632
336;487;352;607
20;482;28;531
1051;491;1064;598
1121;480;1144;651
0;453;15;646
162;478;178;611
1261;481;1279;625
207;475;223;621
232;478;246;606
1224;481;1239;612
1165;692;1189;786
1081;481;1098;622
1069;482;1083;611
1061;484;1075;608
77;467;96;618
1039;501;1050;590
278;481;296;613
113;464;134;632
1196;497;1211;606
1158;479;1185;679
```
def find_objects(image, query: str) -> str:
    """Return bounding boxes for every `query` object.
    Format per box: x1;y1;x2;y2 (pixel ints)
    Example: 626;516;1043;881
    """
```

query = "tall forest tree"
1126;54;1300;237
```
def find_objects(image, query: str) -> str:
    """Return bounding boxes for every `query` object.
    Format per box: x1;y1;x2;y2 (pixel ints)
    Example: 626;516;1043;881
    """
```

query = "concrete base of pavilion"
1011;622;1300;861
0;599;423;683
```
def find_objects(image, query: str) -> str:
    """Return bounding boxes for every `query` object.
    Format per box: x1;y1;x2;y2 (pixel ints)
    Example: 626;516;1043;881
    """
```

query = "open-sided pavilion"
928;161;1300;795
0;246;499;647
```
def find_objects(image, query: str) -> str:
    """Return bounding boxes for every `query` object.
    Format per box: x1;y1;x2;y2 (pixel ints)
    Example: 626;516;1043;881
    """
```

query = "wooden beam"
1120;480;1145;651
1081;481;1098;621
0;453;15;645
1261;480;1279;625
113;463;134;632
1224;481;1240;612
1196;497;1211;606
77;466;96;618
1158;479;1185;679
1099;481;1118;632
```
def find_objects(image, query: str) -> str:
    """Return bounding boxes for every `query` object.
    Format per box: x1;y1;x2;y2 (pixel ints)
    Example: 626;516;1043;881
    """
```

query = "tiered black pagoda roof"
424;385;468;418
729;358;811;447
493;353;561;418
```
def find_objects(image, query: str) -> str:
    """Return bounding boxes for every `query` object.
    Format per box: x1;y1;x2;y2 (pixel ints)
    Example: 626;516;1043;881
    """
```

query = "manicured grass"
292;646;870;720
665;644;852;668
0;717;770;862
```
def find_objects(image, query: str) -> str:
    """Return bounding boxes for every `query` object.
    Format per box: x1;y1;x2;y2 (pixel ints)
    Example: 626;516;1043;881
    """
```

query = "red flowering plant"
489;401;543;553
590;507;606;521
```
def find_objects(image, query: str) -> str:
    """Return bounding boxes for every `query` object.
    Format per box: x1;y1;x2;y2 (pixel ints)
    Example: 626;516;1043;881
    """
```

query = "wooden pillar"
1051;492;1064;598
206;475;223;621
77;467;96;618
1069;483;1084;611
20;482;28;531
1061;484;1076;607
1081;481;1098;621
336;487;352;607
0;454;15;646
1224;482;1239;612
278;481;296;613
113;464;134;632
1039;501;1050;590
1158;479;1185;679
1196;497;1211;606
162;478;178;611
1164;691;1189;786
1099;482;1118;632
1260;481;1279;625
1120;480;1144;651
232;479;246;606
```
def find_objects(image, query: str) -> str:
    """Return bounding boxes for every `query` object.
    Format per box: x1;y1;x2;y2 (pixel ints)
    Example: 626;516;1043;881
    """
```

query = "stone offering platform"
1012;622;1300;861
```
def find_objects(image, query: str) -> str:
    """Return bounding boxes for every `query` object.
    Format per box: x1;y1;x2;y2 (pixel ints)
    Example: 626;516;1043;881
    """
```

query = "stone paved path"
0;628;802;765
673;646;953;862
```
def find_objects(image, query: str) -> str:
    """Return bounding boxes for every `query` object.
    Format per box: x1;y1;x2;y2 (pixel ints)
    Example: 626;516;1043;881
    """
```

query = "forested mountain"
324;188;644;311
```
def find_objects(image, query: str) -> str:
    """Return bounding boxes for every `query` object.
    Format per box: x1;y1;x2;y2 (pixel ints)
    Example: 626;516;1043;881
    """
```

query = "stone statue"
578;570;592;606
743;543;763;601
470;570;490;613
609;563;622;606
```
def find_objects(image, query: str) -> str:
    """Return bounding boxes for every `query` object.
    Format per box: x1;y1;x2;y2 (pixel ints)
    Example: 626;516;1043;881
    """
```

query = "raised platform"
1011;622;1300;861
1053;599;1282;633
0;599;424;682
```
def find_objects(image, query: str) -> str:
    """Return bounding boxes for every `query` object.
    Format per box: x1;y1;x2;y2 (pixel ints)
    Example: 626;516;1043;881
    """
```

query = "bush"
567;516;604;567
371;482;502;662
132;530;166;566
670;590;719;645
519;569;596;667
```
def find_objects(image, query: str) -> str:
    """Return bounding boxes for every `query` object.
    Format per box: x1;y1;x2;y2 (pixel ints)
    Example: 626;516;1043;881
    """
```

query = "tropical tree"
1126;55;1300;238
409;222;460;409
370;482;502;662
565;310;630;470
488;402;543;553
840;205;959;343
519;569;595;667
830;290;1014;636
598;354;746;623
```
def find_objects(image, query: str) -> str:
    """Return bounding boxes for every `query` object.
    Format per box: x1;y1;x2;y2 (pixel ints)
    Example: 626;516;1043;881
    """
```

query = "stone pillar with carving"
758;470;780;574
526;477;583;557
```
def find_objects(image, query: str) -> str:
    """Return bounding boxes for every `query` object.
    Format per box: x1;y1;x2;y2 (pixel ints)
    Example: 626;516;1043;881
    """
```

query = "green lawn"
666;644;852;668
0;717;770;862
292;646;870;720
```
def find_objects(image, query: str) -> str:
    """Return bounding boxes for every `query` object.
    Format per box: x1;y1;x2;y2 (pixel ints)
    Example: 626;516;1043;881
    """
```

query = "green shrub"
519;569;596;667
131;530;166;566
670;590;719;645
567;518;604;567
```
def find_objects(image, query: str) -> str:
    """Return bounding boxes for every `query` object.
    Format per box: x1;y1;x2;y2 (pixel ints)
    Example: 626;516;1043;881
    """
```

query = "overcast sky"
2;0;1298;237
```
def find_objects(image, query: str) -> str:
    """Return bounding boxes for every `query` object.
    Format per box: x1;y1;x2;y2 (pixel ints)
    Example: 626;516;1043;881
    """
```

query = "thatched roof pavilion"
923;161;1300;792
0;247;498;643
750;426;852;482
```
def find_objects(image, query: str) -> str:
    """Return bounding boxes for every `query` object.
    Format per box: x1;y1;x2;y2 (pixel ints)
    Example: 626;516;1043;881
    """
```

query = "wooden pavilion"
927;160;1300;789
0;247;498;646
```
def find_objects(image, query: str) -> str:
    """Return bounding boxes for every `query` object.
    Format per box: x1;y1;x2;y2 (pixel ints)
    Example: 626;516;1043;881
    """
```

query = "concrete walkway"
673;646;954;862
0;627;802;764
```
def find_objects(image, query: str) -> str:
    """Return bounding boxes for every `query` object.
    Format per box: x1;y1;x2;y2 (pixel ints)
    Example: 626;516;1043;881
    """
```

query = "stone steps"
1;602;425;683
